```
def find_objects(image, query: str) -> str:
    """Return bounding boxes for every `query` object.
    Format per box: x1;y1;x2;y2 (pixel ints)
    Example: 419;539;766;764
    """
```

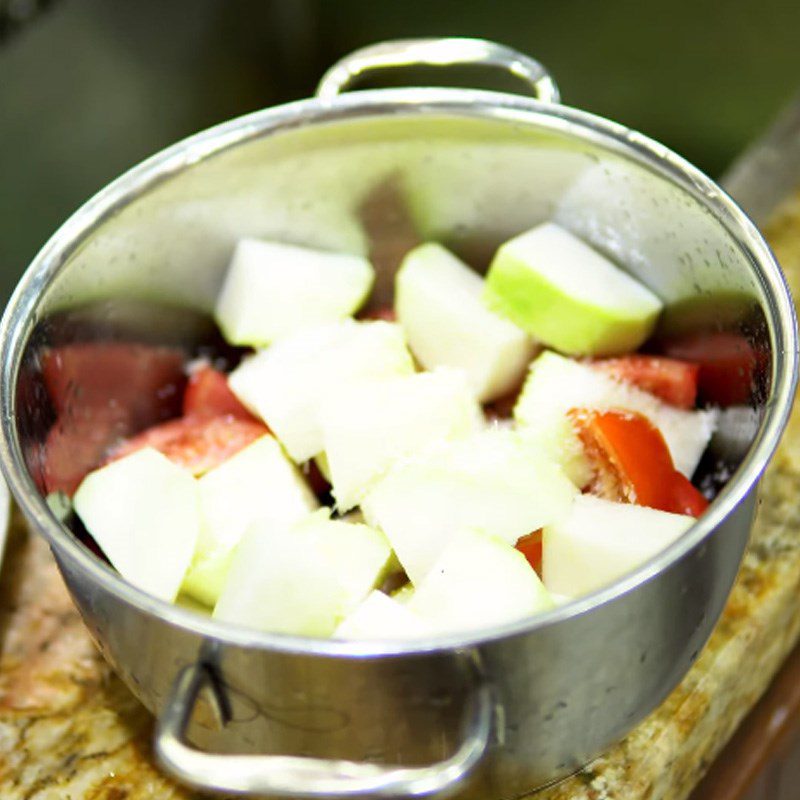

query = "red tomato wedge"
569;409;708;518
515;530;543;575
106;415;269;476
592;356;699;409
42;342;186;426
660;331;760;407
183;365;259;422
668;472;711;517
41;343;187;496
42;410;131;497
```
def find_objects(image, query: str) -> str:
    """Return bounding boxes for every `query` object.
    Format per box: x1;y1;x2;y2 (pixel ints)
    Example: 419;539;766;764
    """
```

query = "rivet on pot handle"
154;659;494;798
316;37;561;103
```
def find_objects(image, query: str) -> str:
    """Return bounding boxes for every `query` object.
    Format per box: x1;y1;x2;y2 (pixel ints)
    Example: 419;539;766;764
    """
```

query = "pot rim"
1;86;796;658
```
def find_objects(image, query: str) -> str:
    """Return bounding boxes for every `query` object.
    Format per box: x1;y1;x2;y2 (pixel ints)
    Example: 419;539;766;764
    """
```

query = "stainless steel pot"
0;38;796;799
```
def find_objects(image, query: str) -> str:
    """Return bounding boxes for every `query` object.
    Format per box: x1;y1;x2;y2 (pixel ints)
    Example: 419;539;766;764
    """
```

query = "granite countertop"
1;202;800;800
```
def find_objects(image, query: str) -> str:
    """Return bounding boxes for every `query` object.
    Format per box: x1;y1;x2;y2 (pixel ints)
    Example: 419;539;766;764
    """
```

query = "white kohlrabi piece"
485;222;663;356
396;242;536;402
229;320;415;462
514;350;718;478
542;494;695;597
407;529;553;634
213;510;393;637
516;416;594;489
362;427;577;585
334;590;431;640
215;238;374;346
74;448;200;602
320;368;482;511
181;435;318;607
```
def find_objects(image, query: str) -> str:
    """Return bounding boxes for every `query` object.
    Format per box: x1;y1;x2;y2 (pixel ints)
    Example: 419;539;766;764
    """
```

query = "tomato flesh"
592;356;699;409
183;365;259;422
41;343;188;495
42;409;131;497
515;530;543;575
106;415;269;476
660;331;760;407
668;472;711;517
42;343;186;425
569;409;708;518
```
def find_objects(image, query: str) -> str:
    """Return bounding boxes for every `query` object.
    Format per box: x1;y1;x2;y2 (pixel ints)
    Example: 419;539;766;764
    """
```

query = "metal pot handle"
153;659;494;798
316;37;561;103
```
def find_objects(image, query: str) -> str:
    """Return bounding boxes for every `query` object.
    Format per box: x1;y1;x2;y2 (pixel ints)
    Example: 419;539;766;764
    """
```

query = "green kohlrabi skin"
484;223;663;356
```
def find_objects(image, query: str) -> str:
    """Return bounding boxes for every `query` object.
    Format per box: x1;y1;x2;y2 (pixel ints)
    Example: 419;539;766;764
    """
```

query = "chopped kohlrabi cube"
215;238;374;346
229;320;415;462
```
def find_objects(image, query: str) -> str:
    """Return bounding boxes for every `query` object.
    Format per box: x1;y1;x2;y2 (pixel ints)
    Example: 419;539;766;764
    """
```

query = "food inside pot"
40;222;761;640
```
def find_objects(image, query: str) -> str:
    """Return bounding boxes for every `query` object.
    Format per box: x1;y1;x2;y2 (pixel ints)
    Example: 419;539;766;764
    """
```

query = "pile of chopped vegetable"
45;223;732;640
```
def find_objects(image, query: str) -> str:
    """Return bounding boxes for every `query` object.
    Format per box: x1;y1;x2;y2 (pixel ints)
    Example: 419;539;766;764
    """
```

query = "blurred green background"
1;0;798;304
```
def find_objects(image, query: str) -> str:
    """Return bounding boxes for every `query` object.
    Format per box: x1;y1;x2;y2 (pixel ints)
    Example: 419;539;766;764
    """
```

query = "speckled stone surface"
1;200;800;800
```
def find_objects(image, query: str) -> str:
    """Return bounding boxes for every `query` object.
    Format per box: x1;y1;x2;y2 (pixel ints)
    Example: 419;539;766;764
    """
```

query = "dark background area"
1;0;798;304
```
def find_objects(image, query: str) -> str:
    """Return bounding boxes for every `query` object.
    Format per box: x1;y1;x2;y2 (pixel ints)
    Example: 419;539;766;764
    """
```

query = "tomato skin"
40;343;188;496
41;346;272;493
569;409;672;508
42;343;186;426
183;365;259;422
666;472;709;517
42;410;130;497
660;332;761;407
106;415;269;476
569;409;707;518
515;530;543;575
592;356;699;409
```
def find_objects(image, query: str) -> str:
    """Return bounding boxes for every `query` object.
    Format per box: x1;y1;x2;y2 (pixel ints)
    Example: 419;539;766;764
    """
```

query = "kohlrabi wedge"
74;447;200;602
228;320;414;462
514;350;717;478
542;494;694;597
181;434;318;607
485;222;663;356
396;243;535;402
319;368;482;511
213;510;393;637
215;238;374;346
334;590;431;640
407;529;554;634
361;427;576;585
516;417;594;489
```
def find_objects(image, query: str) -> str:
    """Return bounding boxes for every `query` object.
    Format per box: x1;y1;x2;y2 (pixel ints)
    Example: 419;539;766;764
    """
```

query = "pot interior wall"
40;113;767;312
15;105;772;550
